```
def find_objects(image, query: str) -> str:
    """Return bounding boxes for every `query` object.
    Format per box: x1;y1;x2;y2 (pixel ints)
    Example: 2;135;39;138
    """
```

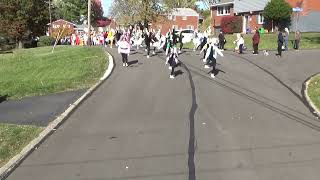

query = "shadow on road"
128;60;139;66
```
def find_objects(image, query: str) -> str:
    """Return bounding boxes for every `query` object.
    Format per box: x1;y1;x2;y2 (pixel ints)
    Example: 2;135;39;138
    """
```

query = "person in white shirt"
117;35;131;67
234;33;245;54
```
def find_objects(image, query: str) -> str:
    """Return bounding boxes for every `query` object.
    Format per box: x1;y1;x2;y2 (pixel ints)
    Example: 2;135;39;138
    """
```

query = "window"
258;13;264;24
217;6;231;16
186;26;194;30
172;15;176;21
172;25;178;30
182;16;187;21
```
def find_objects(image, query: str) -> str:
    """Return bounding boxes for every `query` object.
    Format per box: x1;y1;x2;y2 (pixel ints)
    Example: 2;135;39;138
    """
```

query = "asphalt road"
6;48;320;180
0;90;86;126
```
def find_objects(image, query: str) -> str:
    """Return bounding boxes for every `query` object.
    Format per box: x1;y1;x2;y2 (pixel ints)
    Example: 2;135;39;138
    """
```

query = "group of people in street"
116;26;225;79
59;24;303;80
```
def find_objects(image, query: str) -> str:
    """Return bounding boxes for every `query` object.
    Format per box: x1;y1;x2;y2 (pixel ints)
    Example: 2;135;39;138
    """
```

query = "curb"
0;49;115;180
303;74;320;118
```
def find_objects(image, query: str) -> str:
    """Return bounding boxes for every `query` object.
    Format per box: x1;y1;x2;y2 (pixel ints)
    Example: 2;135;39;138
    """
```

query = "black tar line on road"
178;57;320;132
157;50;320;132
226;52;320;119
154;51;198;180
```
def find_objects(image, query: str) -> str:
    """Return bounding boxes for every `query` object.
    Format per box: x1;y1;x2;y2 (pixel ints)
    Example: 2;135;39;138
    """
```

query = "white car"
176;29;195;44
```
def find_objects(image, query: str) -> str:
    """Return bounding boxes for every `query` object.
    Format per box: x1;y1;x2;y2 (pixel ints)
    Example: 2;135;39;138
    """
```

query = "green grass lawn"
0;123;43;167
308;74;320;111
183;32;320;51
0;46;107;99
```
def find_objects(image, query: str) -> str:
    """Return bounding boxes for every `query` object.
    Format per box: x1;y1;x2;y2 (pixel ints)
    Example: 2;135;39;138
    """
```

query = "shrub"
38;36;55;47
221;16;242;34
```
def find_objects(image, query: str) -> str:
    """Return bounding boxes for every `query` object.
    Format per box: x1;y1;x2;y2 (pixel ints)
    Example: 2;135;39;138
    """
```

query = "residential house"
210;0;235;34
151;8;200;35
211;0;320;33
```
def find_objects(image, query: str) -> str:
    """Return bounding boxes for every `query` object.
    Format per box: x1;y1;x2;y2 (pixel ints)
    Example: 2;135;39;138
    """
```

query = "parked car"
176;29;195;44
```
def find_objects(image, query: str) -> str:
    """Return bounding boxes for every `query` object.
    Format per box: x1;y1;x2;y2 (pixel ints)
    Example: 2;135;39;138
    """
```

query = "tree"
263;0;292;29
0;0;49;48
164;0;197;9
53;0;103;26
110;0;164;26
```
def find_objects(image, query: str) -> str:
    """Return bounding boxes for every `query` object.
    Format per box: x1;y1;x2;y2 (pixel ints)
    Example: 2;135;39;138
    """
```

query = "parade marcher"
200;40;210;62
164;30;173;55
144;29;152;58
203;38;224;78
294;30;301;50
252;29;260;55
165;43;179;79
284;28;289;51
276;30;284;57
118;35;131;67
218;31;225;50
179;32;184;54
199;32;208;51
115;29;122;46
108;29;115;48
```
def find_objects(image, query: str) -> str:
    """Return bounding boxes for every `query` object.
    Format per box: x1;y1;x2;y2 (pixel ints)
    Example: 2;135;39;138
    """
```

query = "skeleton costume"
203;38;224;78
167;46;179;79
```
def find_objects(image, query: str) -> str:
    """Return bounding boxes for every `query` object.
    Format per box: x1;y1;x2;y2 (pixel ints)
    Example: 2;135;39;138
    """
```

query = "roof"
211;0;234;7
47;19;77;26
234;0;270;13
171;8;199;17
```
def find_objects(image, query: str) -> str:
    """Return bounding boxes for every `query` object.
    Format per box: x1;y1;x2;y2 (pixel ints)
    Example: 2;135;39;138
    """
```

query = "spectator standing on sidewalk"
276;31;284;57
294;30;301;50
252;29;260;55
284;28;289;51
218;31;225;50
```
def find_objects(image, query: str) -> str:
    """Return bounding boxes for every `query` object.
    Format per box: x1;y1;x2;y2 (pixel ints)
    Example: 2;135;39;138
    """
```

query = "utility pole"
87;0;91;46
49;0;52;36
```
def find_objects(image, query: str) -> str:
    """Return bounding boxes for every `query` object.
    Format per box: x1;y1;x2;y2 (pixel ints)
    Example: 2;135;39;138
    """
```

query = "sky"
102;0;112;16
101;0;208;17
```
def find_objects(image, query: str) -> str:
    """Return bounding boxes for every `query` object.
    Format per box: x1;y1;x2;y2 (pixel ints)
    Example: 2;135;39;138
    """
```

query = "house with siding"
151;8;200;35
210;0;320;33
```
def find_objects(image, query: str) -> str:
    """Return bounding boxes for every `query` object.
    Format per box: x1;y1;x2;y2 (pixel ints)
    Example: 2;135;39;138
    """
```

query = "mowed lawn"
308;74;320;111
183;32;320;51
0;123;43;167
0;46;107;99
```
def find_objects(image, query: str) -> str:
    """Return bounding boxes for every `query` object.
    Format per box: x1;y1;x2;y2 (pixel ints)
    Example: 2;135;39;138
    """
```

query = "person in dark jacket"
218;31;225;50
276;31;284;57
178;32;184;53
172;29;178;46
252;29;260;55
144;29;152;58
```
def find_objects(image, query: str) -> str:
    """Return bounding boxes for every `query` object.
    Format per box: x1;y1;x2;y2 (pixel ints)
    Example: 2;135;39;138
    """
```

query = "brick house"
151;8;200;35
211;0;320;33
211;0;269;34
210;0;234;34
